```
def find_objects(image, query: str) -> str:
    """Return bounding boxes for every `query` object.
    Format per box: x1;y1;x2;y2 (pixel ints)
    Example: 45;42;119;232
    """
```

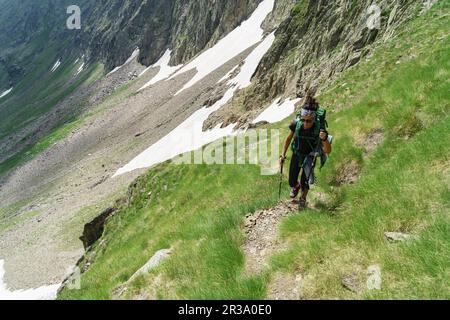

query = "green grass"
271;2;450;299
0;118;78;177
0;42;106;180
57;188;129;252
0;45;148;179
59;163;278;300
0;63;104;177
0;210;40;235
59;3;449;300
0;60;142;240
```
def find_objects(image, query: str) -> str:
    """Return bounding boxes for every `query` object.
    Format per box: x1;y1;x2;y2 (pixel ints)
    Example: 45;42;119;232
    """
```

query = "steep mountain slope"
205;0;421;128
79;0;263;69
0;0;81;90
0;0;263;177
0;0;284;295
0;0;262;91
0;0;448;300
58;1;449;299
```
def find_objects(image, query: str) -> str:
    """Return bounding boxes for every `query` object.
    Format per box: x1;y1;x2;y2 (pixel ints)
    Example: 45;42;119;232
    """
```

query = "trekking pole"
278;157;284;200
305;137;322;184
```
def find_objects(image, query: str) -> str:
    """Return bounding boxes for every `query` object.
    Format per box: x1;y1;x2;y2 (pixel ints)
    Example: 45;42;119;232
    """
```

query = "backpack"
291;105;329;167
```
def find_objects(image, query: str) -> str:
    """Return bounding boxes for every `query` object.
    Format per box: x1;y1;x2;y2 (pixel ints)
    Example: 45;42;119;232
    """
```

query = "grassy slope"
0;44;103;177
59;3;449;300
0;65;144;232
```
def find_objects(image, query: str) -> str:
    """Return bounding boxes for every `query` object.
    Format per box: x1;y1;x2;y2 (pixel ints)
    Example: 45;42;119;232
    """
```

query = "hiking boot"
298;199;307;210
290;185;301;198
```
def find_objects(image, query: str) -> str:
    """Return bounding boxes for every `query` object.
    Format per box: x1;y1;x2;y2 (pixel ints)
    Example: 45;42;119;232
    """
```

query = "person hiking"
279;91;332;209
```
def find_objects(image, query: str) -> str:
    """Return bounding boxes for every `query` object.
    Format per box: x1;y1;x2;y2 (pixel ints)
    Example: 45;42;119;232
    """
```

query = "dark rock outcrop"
79;207;116;250
79;0;262;71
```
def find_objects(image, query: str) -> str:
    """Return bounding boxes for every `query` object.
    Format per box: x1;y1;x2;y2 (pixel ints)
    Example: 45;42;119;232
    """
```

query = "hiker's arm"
320;131;332;155
282;130;294;158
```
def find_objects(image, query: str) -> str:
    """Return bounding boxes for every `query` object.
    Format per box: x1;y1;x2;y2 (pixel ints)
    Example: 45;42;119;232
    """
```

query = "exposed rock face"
79;207;116;250
0;0;262;89
79;0;262;71
0;0;266;181
262;0;298;31
0;0;82;89
255;0;419;101
206;0;421;128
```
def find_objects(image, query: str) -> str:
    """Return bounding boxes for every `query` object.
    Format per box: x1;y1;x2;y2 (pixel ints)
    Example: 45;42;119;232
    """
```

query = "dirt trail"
243;199;323;300
243;201;297;274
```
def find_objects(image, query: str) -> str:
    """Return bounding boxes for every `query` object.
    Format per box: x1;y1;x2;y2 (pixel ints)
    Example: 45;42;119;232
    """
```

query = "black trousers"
289;154;310;191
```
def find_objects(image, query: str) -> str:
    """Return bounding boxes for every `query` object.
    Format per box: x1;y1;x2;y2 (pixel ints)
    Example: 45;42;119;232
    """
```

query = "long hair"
303;90;318;111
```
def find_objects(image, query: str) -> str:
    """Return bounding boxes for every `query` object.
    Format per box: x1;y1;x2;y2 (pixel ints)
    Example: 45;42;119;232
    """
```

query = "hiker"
279;91;332;209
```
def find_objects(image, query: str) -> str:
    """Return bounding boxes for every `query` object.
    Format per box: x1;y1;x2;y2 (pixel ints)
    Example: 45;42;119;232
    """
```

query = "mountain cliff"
79;0;263;69
0;0;266;177
204;0;422;129
0;0;263;91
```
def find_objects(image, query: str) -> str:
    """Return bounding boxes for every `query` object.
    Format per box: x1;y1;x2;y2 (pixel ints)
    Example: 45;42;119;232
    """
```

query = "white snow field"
138;49;183;91
0;260;60;300
107;47;140;76
50;59;61;72
0;88;13;99
252;97;301;124
113;31;276;177
168;0;275;95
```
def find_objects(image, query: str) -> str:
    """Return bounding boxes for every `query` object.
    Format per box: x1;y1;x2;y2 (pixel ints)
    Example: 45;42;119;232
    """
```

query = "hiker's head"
300;108;315;129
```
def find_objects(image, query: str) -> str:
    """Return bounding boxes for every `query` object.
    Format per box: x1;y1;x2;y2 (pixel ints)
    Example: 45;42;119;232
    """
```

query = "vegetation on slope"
0;55;103;178
59;3;449;300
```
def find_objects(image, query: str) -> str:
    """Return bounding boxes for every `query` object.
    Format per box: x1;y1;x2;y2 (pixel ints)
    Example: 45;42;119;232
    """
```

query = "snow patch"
114;87;236;177
0;88;13;99
229;32;275;88
0;260;60;300
107;47;140;76
113;31;276;177
50;59;61;73
138;50;183;91
252;97;301;124
169;0;275;95
75;63;85;76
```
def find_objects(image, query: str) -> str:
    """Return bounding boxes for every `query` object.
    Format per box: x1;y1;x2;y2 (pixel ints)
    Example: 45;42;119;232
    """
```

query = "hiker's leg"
289;154;302;198
289;154;301;188
300;170;310;201
298;170;310;209
300;189;309;201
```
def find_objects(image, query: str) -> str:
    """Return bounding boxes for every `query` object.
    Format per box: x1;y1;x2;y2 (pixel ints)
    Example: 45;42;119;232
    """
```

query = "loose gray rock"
366;265;382;290
112;248;172;298
384;232;416;242
342;275;361;294
127;248;172;284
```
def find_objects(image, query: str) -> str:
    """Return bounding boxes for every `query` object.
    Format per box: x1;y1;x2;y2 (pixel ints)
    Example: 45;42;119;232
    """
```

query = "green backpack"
291;106;329;166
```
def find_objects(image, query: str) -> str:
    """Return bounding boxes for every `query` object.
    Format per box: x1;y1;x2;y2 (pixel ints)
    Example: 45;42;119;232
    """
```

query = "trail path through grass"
243;200;297;274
